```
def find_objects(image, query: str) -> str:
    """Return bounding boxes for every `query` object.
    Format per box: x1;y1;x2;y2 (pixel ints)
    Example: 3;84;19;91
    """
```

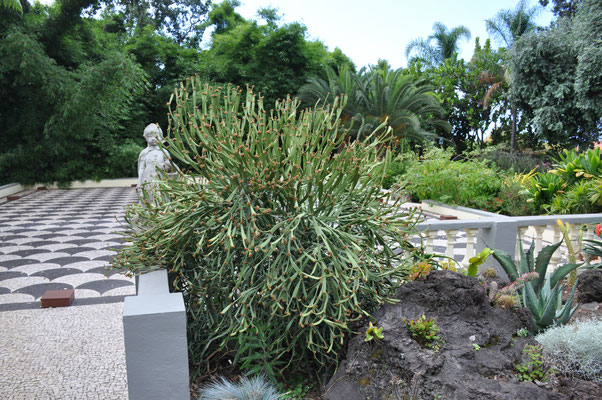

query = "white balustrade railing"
414;213;602;276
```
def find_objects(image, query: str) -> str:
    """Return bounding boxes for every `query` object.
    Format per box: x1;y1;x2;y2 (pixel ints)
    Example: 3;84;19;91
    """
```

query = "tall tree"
109;0;211;45
405;22;471;67
512;0;602;147
539;0;581;18
486;0;541;150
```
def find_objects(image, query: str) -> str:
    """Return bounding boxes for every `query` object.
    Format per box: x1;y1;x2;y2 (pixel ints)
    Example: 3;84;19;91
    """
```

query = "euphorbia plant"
113;79;421;379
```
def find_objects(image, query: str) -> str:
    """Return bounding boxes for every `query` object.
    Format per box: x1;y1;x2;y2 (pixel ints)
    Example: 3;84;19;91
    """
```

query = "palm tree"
486;0;541;151
405;22;471;67
298;65;450;143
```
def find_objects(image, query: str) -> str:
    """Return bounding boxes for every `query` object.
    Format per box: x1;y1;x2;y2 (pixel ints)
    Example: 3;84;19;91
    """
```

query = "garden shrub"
525;148;602;214
104;141;143;179
479;146;547;174
382;154;414;190
497;171;537;216
112;80;421;379
399;147;502;211
536;319;602;381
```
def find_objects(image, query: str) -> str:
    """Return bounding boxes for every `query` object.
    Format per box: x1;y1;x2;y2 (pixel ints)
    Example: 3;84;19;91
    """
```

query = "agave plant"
492;240;580;333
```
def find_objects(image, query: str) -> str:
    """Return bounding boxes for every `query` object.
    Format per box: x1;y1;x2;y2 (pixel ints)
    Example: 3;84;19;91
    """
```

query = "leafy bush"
399;148;502;211
198;375;283;400
113;80;420;379
497;171;538;216
536;319;602;381
104;142;143;179
479;146;547;174
382;154;415;189
525;148;602;214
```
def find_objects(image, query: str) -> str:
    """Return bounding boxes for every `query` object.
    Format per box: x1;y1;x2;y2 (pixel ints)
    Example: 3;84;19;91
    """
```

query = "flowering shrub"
113;80;421;379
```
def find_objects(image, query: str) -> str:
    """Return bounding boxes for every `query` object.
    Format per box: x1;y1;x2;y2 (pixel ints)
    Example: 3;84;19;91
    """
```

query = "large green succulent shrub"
113;79;420;379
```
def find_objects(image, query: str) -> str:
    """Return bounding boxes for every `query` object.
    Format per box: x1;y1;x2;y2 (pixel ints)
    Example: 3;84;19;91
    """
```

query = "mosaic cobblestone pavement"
0;188;137;307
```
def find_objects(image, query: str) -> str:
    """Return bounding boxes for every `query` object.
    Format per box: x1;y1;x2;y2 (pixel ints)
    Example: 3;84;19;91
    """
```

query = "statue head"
143;123;163;146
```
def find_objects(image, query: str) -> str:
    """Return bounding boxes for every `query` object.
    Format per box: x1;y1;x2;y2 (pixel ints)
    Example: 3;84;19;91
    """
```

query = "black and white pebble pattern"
0;188;137;307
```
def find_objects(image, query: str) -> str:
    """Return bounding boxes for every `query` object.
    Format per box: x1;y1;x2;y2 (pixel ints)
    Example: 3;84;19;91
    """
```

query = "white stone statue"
137;123;174;200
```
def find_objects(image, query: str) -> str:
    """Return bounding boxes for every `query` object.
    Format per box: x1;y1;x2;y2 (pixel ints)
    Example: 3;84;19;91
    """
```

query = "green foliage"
536;318;602;381
1;0;354;185
404;315;443;351
582;233;602;269
298;64;450;144
473;343;481;351
498;178;536;216
516;327;529;338
515;344;550;382
511;0;602;147
486;0;541;48
492;241;580;333
105;142;143;179
524;149;602;214
467;248;494;277
198;375;283;400
399;148;502;211
1;0;22;15
407;40;516;152
479;147;545;173
113;81;420;379
382;153;414;189
365;322;384;342
405;22;471;67
0;21;148;185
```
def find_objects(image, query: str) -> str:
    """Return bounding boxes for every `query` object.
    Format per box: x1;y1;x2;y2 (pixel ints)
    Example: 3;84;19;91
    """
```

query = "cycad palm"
298;65;449;143
405;22;471;67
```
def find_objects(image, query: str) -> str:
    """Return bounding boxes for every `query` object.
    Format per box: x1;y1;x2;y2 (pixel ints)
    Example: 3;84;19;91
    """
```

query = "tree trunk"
510;105;517;152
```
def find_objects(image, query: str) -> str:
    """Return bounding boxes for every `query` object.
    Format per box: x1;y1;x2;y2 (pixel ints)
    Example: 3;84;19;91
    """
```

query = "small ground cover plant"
403;314;443;351
515;344;550;382
113;80;421;380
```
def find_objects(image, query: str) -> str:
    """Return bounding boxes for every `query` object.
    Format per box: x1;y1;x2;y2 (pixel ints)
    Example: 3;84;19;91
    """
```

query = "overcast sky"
234;0;554;68
37;0;554;69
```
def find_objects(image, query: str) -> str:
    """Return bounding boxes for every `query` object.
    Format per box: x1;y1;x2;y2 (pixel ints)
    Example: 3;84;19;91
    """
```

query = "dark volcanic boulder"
325;271;575;400
577;269;602;303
